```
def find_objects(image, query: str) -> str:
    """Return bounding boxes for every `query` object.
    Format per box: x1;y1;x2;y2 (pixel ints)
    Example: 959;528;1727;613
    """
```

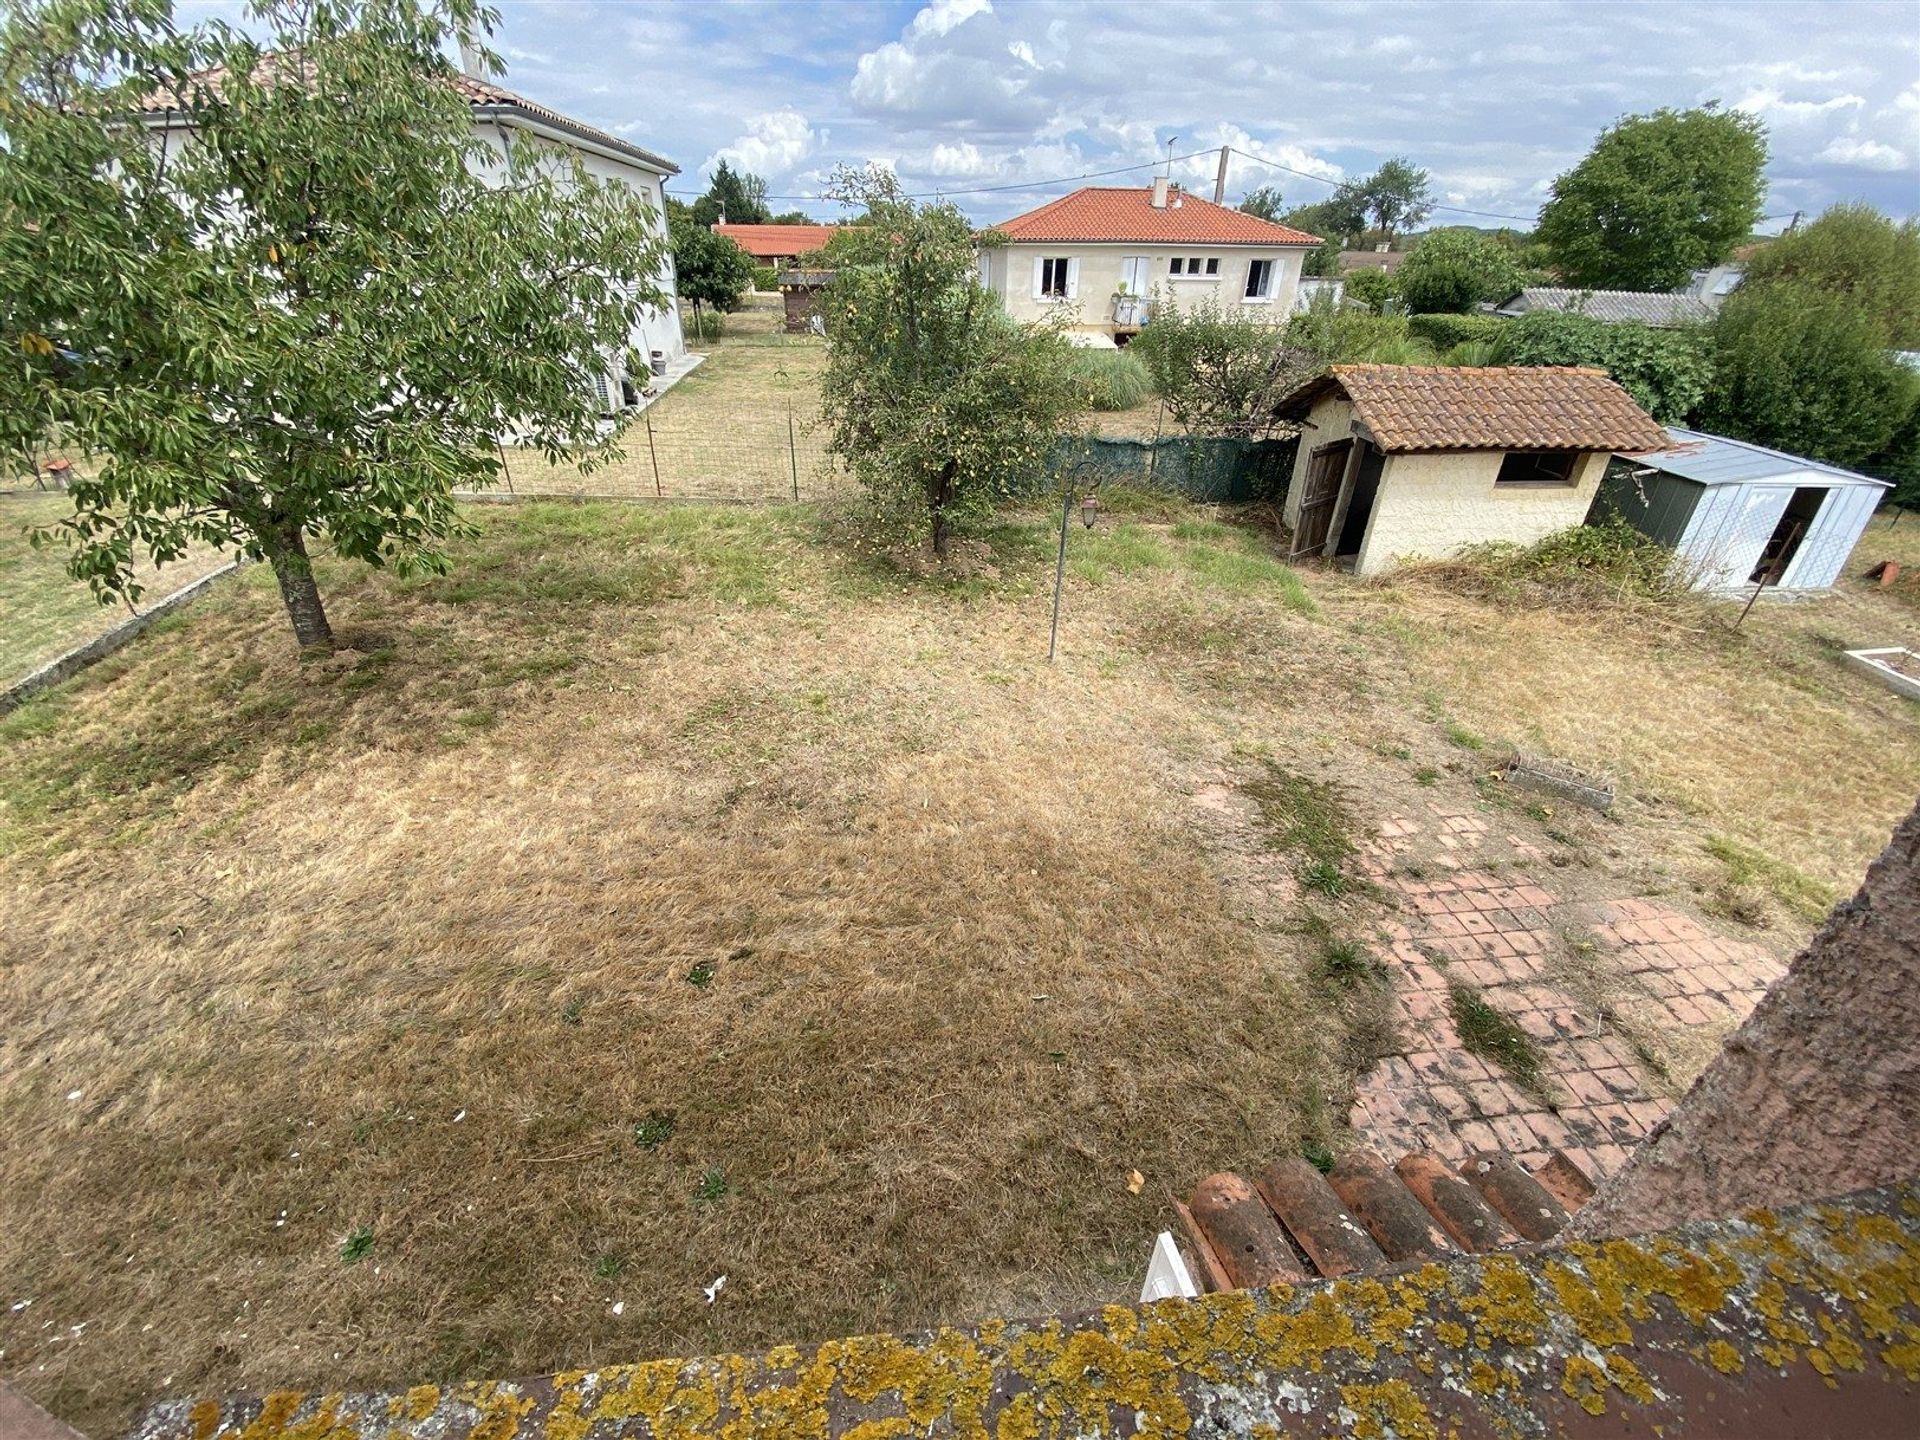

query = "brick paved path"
1349;804;1788;1182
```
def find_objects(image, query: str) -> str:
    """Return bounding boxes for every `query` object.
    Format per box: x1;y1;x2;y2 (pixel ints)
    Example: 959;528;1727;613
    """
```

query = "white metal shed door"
1695;485;1793;590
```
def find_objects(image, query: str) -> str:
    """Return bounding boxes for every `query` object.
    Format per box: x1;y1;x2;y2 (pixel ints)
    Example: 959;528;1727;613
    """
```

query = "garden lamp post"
1049;462;1101;662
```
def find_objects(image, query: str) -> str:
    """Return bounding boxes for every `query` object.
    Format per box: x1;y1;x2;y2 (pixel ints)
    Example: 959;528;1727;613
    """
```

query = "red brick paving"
1348;805;1787;1182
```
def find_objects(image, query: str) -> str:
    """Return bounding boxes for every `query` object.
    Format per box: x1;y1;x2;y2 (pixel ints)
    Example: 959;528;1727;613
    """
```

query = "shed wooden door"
1291;439;1351;559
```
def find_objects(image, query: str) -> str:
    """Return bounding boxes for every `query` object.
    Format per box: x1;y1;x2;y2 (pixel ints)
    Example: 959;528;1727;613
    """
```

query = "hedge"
1407;312;1508;351
751;264;780;292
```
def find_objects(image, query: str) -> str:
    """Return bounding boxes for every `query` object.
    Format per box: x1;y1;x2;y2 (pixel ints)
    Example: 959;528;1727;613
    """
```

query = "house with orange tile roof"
1272;365;1671;577
980;180;1321;346
712;222;841;268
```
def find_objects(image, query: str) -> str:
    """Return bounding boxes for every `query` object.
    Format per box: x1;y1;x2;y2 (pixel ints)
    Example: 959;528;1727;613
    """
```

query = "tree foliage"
0;0;667;648
688;159;770;226
1284;184;1367;275
1359;157;1433;242
1342;268;1398;311
1535;106;1767;290
1395;228;1526;314
1238;185;1285;222
1496;311;1712;423
1128;299;1315;438
671;222;753;318
1700;282;1920;473
816;166;1087;557
769;208;814;226
1740;204;1920;348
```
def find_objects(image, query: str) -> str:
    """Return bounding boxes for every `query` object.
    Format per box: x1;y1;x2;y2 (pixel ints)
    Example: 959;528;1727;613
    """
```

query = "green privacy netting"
1041;434;1298;504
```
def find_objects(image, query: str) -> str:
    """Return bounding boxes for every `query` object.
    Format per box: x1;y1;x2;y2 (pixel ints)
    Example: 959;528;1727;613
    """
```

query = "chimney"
458;39;486;78
1151;175;1169;209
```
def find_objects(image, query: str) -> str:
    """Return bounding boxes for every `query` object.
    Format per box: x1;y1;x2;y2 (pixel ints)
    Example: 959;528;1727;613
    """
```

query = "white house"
138;62;684;414
978;180;1321;346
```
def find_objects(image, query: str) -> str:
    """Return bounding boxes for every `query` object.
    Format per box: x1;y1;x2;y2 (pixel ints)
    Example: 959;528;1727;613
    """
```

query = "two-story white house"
978;179;1321;346
138;63;684;415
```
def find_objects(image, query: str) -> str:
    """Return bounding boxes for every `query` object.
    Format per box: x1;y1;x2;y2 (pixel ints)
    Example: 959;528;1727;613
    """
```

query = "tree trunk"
1567;797;1920;1239
929;460;957;560
264;524;335;649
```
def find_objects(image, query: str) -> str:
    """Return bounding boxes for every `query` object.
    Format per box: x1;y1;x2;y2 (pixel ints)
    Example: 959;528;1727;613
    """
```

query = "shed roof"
1276;364;1672;454
1632;427;1892;489
990;187;1320;246
1493;287;1714;328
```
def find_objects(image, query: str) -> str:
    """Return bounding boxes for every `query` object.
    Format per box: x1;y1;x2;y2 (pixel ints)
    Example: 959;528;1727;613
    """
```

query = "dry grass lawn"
0;493;232;684
494;297;842;503
2;493;1915;1433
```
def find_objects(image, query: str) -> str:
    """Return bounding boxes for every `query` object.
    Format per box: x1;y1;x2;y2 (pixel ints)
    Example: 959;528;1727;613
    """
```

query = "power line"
668;148;1222;205
1226;146;1537;224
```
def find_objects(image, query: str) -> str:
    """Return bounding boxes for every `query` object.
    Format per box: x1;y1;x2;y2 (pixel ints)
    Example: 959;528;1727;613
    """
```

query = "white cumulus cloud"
908;0;992;41
707;108;820;179
1818;135;1909;171
1734;87;1866;123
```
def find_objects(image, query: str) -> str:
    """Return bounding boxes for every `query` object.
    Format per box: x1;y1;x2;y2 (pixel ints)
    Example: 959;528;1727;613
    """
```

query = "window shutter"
1066;257;1081;300
1031;256;1046;300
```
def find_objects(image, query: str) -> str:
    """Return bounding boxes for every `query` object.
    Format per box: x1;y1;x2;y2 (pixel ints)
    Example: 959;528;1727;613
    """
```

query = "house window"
1170;257;1216;278
1040;256;1070;298
1169;258;1184;275
1245;258;1275;299
1204;257;1220;275
1495;450;1583;487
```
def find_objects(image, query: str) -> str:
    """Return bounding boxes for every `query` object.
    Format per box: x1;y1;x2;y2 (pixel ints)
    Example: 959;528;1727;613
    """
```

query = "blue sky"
198;0;1920;229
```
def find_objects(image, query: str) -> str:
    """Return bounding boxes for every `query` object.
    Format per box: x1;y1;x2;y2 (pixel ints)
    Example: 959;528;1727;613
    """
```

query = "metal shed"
1599;427;1891;592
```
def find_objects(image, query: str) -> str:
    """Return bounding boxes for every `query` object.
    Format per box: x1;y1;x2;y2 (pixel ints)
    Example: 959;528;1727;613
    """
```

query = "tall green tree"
0;0;667;648
1700;284;1918;471
1739;204;1920;347
1395;228;1526;314
689;159;771;226
671;222;753;336
1535;106;1767;290
1358;157;1433;242
1284;182;1367;275
816;166;1086;557
1238;185;1285;222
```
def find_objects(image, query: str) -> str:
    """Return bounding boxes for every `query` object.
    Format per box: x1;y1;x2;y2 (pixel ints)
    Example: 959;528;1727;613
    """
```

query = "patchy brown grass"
0;500;1362;1431
0;493;232;683
4;491;1913;1432
493;296;843;503
1357;521;1920;928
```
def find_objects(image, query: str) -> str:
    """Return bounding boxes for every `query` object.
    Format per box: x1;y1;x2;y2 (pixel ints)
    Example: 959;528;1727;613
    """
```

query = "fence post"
643;408;663;498
1146;399;1166;485
787;400;800;503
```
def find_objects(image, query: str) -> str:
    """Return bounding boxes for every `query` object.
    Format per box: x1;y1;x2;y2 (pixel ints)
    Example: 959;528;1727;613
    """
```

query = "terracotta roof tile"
1278;365;1671;454
991;186;1321;246
712;223;841;259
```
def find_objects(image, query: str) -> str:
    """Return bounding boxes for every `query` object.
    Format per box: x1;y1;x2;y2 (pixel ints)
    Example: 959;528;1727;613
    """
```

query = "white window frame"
1034;255;1077;302
1244;257;1276;302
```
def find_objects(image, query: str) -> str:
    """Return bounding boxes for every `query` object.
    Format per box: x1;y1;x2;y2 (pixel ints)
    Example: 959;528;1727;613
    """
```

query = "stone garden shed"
1274;365;1670;577
1599;427;1892;592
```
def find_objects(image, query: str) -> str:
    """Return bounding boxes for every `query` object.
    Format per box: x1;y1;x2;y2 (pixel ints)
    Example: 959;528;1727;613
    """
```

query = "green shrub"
1343;269;1398;311
1407;312;1507;351
1284;294;1419;363
1497;310;1712;423
1065;348;1155;411
1396;228;1526;315
751;264;779;291
1402;516;1686;605
1445;339;1503;367
682;308;725;341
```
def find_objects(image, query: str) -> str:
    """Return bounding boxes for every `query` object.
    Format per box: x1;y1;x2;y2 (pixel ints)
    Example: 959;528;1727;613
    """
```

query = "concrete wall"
985;243;1307;343
1570;799;1920;1239
1355;449;1609;577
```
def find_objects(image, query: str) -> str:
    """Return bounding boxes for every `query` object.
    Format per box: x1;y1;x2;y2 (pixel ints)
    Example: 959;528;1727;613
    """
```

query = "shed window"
1495;450;1582;487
